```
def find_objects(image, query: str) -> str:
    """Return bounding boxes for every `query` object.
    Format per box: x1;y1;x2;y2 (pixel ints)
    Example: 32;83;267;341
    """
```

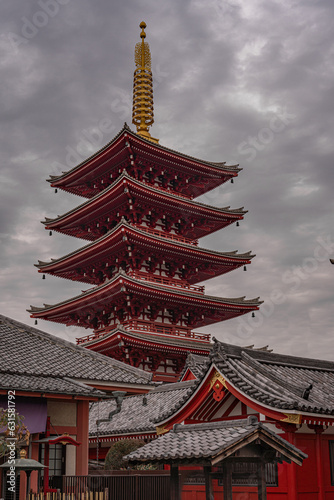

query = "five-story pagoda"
29;23;261;382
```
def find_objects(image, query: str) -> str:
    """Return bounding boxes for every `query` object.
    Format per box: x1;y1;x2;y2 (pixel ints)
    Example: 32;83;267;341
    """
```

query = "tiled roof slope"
125;418;307;464
178;345;274;382
0;373;104;397
89;381;197;436
155;339;334;424
0;315;153;393
209;340;334;415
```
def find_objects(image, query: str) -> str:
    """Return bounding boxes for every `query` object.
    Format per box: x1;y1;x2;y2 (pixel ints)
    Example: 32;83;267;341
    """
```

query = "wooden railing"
123;320;211;342
76;321;211;345
127;270;205;294
76;329;110;345
28;491;108;500
46;473;170;500
134;225;198;246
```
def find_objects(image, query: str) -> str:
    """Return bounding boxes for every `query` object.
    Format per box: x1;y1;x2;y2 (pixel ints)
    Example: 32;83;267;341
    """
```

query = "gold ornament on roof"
132;22;159;143
281;413;302;425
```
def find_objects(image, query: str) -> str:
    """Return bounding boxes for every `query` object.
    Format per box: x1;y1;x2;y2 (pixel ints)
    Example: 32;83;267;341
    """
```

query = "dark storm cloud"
1;0;334;360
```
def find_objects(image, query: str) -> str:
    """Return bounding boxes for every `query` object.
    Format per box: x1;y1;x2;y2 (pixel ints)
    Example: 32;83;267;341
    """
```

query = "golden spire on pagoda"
132;22;159;143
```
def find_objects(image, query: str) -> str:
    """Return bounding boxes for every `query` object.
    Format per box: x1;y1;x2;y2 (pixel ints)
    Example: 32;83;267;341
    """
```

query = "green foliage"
104;439;146;470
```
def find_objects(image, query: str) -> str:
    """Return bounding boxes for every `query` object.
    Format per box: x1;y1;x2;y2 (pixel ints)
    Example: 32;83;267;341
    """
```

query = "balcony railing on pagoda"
145;179;194;200
134;225;198;246
127;270;205;294
123;320;210;341
76;320;211;345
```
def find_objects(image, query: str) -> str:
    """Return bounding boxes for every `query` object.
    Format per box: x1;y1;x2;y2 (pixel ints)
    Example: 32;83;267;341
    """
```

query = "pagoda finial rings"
140;21;146;38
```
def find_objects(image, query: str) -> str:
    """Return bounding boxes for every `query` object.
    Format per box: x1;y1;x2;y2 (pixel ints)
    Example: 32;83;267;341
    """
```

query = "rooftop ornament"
132;22;159;144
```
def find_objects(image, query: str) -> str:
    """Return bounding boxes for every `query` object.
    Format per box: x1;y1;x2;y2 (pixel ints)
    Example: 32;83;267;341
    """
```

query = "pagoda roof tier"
43;172;246;241
28;272;261;329
77;326;212;355
48;124;241;199
35;220;254;285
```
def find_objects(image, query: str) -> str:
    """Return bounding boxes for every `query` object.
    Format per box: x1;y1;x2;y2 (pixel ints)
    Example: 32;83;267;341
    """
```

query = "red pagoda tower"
29;22;261;382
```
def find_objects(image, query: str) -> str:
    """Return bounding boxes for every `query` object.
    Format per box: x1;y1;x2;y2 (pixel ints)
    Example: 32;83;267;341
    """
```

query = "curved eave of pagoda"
48;124;241;198
35;221;255;284
79;328;212;354
28;272;262;327
43;172;247;241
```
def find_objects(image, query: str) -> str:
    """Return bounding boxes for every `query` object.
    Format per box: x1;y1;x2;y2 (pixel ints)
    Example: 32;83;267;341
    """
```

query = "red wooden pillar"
43;417;51;491
170;465;180;500
257;461;267;500
76;400;89;475
278;424;298;500
204;466;213;500
30;438;40;492
316;429;325;500
287;424;298;500
19;471;27;500
223;461;232;500
308;424;326;500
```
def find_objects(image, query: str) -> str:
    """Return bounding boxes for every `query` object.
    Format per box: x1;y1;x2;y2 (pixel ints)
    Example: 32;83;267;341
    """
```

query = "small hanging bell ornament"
236;221;239;227
49;231;52;236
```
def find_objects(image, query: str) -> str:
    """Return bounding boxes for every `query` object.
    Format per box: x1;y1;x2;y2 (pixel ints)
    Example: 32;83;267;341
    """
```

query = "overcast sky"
1;0;334;362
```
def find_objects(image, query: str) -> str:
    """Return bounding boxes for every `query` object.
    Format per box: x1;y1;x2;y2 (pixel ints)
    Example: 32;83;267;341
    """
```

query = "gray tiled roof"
154;339;334;424
209;340;334;415
0;315;153;396
0;373;104;397
89;381;197;436
125;418;307;464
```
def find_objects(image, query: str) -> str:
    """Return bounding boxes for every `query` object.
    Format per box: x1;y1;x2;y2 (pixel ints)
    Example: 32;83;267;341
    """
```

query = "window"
39;443;65;477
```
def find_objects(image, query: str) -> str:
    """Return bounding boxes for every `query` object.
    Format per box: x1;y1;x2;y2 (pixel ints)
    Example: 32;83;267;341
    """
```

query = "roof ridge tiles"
172;418;256;433
217;341;334;370
151;380;197;393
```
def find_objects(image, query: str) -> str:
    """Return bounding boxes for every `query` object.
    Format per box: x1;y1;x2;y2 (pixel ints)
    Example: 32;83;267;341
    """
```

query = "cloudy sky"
1;0;334;361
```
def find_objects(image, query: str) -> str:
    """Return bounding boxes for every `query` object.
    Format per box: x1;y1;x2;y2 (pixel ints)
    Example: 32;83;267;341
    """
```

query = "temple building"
89;339;334;499
28;22;261;382
0;314;153;497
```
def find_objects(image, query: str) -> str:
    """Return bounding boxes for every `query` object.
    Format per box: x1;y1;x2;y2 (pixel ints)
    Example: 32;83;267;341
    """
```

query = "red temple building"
28;22;261;381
